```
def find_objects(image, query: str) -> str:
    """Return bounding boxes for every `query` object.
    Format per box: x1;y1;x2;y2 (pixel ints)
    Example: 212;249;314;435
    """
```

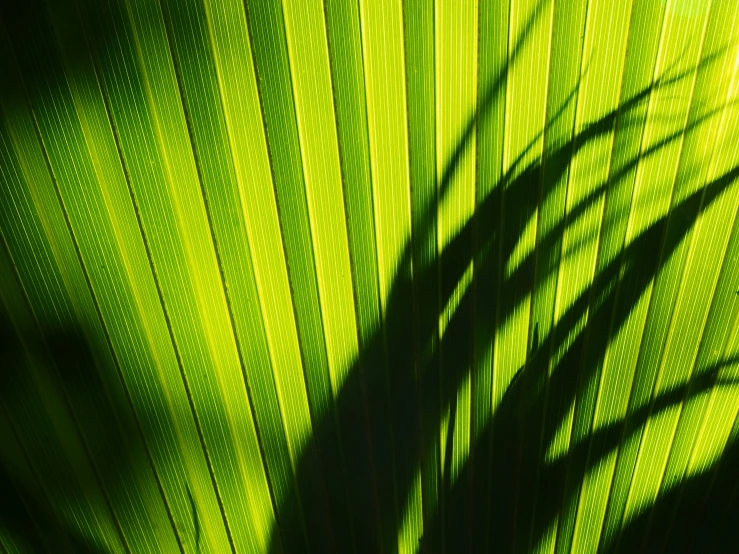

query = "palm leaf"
0;0;738;553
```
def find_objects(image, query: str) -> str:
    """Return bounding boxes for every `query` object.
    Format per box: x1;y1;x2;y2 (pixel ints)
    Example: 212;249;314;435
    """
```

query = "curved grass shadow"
267;45;739;553
601;434;739;554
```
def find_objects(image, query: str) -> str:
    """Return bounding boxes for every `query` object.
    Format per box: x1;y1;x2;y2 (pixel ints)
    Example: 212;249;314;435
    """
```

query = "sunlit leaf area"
2;0;739;552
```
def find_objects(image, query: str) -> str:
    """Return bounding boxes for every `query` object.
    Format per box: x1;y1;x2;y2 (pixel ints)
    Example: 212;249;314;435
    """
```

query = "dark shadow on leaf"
267;39;739;554
0;458;108;554
601;434;739;554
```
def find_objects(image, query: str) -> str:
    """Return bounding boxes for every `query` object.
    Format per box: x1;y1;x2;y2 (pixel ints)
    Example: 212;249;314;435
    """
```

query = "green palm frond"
1;1;738;553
